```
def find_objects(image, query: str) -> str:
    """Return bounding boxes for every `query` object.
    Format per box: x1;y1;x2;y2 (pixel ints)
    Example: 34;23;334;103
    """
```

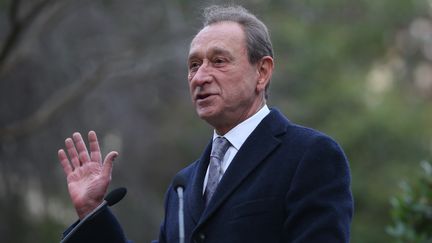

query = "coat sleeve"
282;135;353;242
61;207;130;243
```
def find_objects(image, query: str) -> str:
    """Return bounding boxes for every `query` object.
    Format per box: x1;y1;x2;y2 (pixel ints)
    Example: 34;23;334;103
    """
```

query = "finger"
58;149;73;175
73;132;91;164
102;151;118;180
88;131;102;164
65;137;80;168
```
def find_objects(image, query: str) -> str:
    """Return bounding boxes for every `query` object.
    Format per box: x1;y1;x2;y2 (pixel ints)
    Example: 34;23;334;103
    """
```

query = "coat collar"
186;108;289;228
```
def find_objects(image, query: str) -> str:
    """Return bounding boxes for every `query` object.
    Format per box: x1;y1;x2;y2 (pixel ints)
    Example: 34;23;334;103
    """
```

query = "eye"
189;61;201;72
213;57;227;66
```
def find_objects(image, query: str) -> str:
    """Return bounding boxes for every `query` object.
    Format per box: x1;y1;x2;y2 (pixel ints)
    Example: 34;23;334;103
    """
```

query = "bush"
387;161;432;242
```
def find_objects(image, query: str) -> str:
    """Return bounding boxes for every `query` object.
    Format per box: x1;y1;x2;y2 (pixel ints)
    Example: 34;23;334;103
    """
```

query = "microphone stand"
60;187;127;243
177;186;185;243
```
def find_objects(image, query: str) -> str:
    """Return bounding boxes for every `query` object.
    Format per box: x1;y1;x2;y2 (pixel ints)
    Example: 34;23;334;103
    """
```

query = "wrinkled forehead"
188;22;247;56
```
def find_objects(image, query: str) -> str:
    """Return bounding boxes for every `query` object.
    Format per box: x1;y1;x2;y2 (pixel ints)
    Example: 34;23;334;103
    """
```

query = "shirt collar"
213;105;270;151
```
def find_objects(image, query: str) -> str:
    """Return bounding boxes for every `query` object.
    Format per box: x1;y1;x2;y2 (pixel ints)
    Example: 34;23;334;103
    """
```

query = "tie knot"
211;137;230;160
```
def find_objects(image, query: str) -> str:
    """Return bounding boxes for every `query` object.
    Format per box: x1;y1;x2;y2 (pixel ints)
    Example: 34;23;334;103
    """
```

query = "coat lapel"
196;109;288;226
186;141;212;224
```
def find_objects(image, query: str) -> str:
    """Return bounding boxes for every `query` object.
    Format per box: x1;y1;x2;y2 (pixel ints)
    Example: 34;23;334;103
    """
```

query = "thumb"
102;151;118;179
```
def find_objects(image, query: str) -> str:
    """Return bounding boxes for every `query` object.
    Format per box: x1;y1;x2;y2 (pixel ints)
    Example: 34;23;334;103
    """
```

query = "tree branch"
0;0;56;73
0;38;187;141
0;64;107;141
9;0;21;25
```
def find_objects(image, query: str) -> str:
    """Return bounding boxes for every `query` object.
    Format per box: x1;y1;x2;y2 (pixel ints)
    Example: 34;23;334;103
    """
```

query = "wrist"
75;199;102;219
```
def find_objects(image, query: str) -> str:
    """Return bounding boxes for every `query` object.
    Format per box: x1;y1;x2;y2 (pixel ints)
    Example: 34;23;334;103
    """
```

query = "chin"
197;111;213;120
196;107;219;121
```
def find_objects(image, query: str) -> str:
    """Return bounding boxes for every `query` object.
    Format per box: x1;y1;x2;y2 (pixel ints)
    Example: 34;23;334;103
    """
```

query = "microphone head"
172;174;187;190
104;187;127;206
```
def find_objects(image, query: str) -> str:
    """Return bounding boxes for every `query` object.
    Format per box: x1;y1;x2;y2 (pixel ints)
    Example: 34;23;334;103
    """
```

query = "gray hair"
202;5;274;64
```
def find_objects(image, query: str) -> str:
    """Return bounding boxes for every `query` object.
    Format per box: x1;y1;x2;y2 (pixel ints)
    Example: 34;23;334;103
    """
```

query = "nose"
190;61;212;86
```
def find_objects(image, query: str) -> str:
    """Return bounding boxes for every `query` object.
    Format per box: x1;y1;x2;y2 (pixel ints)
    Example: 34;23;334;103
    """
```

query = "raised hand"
58;131;118;219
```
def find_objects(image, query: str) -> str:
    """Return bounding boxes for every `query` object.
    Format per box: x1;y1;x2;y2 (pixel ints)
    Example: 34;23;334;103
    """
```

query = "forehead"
189;22;247;58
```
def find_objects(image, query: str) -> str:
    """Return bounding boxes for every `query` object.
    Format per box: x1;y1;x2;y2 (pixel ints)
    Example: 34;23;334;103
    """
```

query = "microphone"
60;187;127;243
104;187;127;206
173;174;186;243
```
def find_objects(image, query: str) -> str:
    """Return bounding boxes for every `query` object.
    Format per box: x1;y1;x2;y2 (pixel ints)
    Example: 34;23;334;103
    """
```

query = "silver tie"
205;137;230;206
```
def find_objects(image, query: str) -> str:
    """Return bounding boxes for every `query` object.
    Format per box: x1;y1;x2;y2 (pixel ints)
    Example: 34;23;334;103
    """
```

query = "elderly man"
59;5;353;243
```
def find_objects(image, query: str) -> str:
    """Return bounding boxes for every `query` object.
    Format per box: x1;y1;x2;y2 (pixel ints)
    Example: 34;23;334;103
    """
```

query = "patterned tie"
205;136;230;206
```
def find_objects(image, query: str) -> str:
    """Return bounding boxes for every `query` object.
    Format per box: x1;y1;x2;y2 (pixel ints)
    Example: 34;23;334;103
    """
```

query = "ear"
256;56;274;92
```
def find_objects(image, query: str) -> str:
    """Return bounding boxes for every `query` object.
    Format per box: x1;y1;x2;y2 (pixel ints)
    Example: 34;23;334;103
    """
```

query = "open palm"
58;131;118;219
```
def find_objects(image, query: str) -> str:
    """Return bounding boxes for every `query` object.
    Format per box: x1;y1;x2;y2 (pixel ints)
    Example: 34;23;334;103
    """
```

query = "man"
58;5;353;243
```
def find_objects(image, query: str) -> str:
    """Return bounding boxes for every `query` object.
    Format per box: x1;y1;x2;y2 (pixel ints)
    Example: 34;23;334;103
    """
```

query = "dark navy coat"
63;108;353;243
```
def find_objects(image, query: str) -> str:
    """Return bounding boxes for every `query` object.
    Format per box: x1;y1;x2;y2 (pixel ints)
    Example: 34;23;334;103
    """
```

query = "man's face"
188;22;265;134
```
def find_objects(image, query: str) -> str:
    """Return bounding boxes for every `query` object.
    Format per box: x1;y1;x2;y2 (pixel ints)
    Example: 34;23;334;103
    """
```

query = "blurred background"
0;0;431;242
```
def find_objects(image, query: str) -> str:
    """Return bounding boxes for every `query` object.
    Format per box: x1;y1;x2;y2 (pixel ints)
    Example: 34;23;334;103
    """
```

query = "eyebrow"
209;47;233;59
188;47;234;62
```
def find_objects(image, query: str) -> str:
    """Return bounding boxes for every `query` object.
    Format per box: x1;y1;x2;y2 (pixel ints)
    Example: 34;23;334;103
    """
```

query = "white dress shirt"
203;105;271;193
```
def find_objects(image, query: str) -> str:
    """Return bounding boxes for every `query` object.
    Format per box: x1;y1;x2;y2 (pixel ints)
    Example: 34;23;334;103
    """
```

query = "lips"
196;93;213;100
194;89;218;102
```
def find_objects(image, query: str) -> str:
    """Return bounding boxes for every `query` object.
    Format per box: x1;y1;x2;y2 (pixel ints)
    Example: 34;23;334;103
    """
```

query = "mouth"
195;93;216;101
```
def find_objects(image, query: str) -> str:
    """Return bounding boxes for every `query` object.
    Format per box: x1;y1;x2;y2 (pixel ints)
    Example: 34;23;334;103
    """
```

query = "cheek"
233;77;257;94
187;76;192;87
222;84;249;103
188;78;194;92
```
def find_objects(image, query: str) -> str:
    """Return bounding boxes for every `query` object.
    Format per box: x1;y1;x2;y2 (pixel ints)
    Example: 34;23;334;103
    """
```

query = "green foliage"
387;161;432;242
